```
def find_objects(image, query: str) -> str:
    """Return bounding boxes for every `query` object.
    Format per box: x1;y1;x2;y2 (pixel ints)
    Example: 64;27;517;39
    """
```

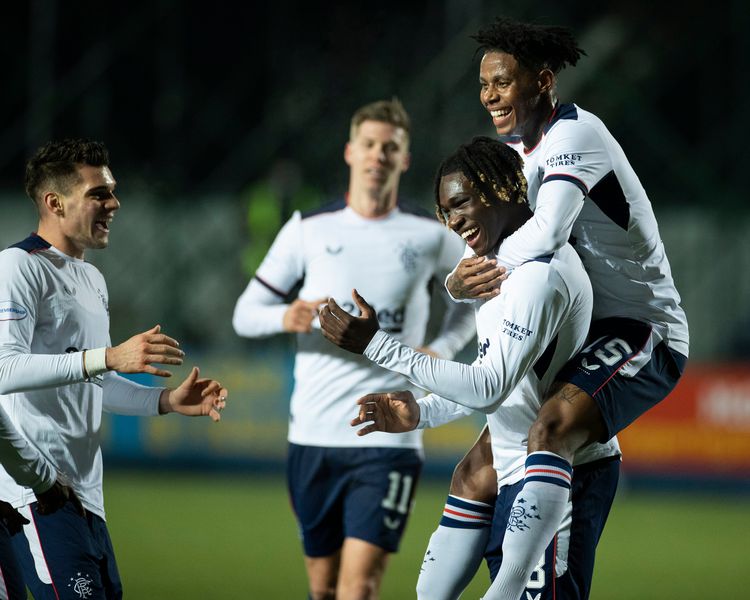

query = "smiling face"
38;164;120;258
344;119;410;217
438;170;531;257
479;51;555;148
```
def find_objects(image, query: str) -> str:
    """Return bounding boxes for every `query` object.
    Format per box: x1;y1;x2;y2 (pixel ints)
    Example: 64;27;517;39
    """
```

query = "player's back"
511;104;689;357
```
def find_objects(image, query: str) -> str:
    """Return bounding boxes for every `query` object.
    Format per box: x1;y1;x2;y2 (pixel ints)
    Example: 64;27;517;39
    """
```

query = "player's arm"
103;368;227;422
0;405;56;493
351;389;475;437
232;212;325;337
321;278;565;413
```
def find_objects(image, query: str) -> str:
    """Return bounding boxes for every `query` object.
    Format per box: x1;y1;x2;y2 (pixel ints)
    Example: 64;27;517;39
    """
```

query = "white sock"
482;452;572;600
416;495;494;600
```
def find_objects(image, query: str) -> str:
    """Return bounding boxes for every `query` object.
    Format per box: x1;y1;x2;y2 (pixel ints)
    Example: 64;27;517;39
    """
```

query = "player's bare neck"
348;189;397;219
522;98;556;151
36;221;84;259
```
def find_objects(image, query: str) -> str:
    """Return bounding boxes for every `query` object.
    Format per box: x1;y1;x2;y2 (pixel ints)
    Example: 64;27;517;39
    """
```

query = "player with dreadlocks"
319;135;621;600
420;16;688;600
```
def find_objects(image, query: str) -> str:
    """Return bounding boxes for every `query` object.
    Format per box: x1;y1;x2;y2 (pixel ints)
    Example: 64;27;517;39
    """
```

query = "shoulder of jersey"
300;198;347;220
6;233;51;254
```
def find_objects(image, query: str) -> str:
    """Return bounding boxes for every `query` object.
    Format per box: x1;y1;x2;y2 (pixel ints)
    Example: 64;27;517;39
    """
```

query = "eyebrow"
86;184;116;195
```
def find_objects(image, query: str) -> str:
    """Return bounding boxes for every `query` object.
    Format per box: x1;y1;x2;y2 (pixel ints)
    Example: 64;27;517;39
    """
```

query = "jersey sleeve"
416;390;475;429
232;212;305;338
0;406;57;492
426;228;476;359
0;250;86;394
364;262;569;414
101;371;163;416
496;120;610;267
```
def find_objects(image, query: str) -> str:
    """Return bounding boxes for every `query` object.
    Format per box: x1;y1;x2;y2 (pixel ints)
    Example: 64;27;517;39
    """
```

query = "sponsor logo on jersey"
383;516;402;530
501;319;534;341
339;302;405;333
545;152;583;168
96;288;109;314
0;301;27;321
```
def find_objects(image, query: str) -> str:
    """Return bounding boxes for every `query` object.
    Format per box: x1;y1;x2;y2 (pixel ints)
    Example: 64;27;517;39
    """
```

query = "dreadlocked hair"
472;17;585;74
434;136;527;225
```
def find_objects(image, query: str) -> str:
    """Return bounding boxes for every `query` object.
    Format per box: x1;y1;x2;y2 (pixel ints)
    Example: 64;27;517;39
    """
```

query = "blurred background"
2;1;749;597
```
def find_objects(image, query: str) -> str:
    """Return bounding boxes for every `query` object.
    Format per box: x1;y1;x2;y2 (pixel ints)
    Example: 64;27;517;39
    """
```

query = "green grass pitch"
102;471;749;599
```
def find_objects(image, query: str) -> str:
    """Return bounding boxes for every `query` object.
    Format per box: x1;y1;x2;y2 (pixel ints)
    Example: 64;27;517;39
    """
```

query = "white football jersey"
365;244;621;487
233;201;475;448
497;103;688;357
0;235;161;518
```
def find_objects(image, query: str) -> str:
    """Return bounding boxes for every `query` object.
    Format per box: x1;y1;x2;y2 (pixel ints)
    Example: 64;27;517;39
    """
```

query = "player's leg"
485;456;620;600
287;444;347;600
12;502;117;599
416;426;495;600
339;447;422;600
336;538;388;600
0;518;26;600
488;318;684;599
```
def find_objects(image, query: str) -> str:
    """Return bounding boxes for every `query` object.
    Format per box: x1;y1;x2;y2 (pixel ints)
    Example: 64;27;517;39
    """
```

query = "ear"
400;151;411;173
538;69;555;94
42;191;64;217
344;142;353;167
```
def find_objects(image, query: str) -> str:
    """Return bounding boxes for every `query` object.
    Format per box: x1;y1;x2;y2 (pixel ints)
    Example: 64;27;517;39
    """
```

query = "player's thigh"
449;425;497;503
0;521;26;600
556;317;687;441
287;444;347;558
12;503;122;600
343;447;422;554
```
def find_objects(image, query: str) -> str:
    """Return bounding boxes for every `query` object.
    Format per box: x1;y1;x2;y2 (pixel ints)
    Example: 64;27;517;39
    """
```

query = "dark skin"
0;479;83;536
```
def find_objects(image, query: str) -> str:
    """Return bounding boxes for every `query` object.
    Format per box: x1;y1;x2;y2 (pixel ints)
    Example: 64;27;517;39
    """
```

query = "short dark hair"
472;17;585;74
350;98;411;140
25;138;110;206
434;136;527;224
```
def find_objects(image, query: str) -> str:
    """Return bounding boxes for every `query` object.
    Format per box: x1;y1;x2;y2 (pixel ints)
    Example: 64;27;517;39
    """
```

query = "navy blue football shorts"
12;501;122;600
556;317;687;440
0;518;26;600
485;455;620;600
287;443;423;557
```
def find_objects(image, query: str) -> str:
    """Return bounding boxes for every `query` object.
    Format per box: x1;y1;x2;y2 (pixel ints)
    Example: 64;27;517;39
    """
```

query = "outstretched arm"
350;391;421;436
158;366;228;422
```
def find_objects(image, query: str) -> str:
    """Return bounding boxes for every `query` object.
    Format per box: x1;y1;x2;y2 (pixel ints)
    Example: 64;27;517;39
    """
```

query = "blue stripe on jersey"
8;233;51;253
533;334;558;380
301;198;346;220
543;173;588;195
587;170;630;230
544;103;578;134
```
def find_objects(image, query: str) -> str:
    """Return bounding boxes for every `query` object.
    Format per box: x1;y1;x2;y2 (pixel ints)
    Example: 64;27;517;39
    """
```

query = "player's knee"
528;414;571;456
337;574;379;600
308;585;336;600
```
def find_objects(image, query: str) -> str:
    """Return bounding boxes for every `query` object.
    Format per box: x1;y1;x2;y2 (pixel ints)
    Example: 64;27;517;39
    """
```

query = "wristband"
83;347;109;379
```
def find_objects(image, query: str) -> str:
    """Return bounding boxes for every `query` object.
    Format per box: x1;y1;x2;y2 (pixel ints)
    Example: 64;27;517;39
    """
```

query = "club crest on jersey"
501;319;533;341
96;288;109;314
506;496;541;532
68;572;93;598
0;301;27;321
326;245;343;255
397;241;420;274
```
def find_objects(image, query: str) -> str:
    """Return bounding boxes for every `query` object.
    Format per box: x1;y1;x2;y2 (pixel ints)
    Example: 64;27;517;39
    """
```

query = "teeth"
461;228;478;240
490;108;511;117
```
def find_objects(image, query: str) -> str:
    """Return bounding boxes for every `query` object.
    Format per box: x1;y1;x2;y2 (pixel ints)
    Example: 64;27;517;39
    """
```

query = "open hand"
106;325;184;377
446;257;507;300
319;289;380;354
350;390;420;436
159;367;228;422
